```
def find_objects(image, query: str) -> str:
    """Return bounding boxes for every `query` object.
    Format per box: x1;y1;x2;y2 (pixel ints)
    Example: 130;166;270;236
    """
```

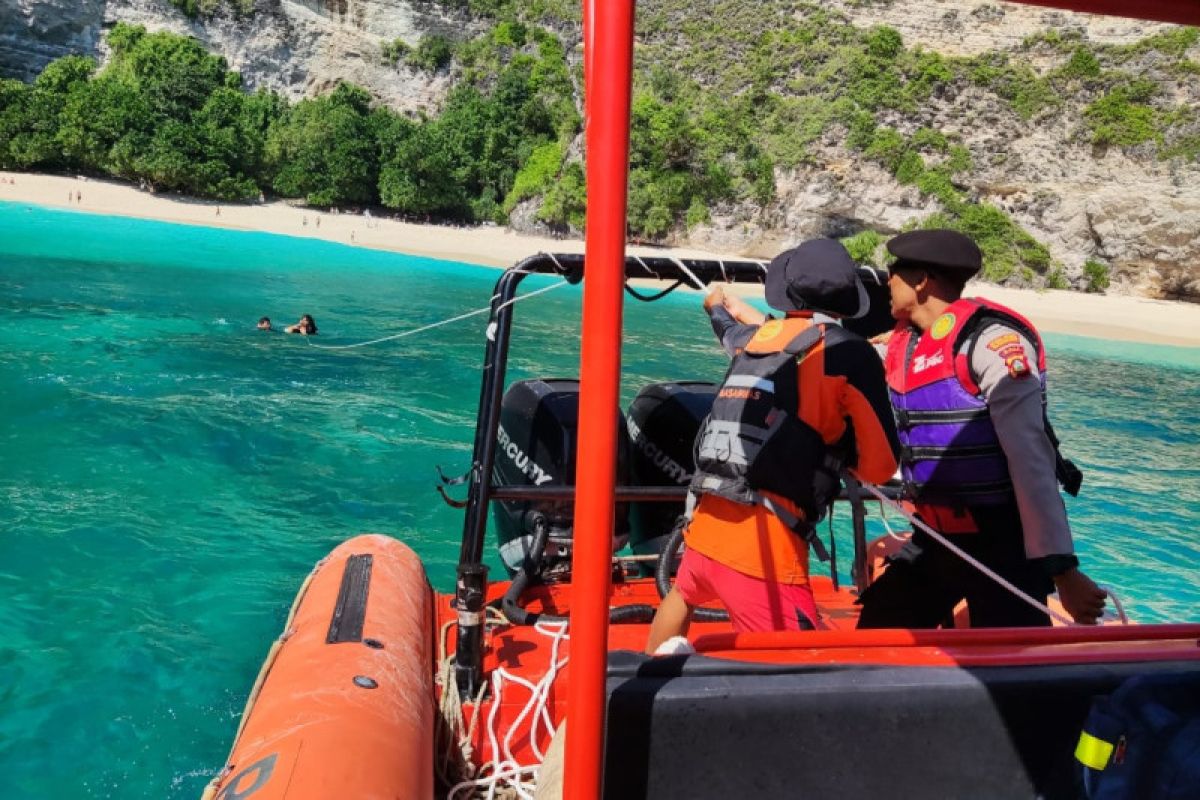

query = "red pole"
564;0;635;798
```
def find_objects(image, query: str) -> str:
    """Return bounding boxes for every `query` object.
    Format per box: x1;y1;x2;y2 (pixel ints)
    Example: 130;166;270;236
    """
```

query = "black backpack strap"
755;492;830;562
783;324;822;356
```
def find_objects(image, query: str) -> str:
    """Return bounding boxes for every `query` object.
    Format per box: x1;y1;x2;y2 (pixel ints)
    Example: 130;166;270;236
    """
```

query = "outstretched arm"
705;288;760;357
972;324;1107;623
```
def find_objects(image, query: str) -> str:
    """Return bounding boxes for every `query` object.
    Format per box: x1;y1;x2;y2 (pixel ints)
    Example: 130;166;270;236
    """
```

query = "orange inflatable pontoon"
204;535;434;800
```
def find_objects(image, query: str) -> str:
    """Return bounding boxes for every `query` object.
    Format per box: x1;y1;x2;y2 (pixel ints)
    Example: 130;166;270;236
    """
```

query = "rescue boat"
203;2;1200;799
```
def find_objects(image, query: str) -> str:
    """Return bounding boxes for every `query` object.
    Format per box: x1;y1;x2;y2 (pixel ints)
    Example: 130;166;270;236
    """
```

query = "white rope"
303;280;569;350
858;480;1075;626
876;500;906;541
1102;585;1130;624
669;257;709;292
444;620;571;800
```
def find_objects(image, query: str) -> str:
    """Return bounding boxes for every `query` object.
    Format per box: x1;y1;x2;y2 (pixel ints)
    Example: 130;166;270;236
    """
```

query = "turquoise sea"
1;201;1198;798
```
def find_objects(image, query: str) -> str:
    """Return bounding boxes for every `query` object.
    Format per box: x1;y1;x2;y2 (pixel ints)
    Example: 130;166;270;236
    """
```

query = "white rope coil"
437;617;570;800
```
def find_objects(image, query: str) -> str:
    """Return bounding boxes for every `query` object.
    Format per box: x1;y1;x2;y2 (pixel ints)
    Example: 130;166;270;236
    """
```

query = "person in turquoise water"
285;314;318;335
257;316;273;331
857;229;1109;628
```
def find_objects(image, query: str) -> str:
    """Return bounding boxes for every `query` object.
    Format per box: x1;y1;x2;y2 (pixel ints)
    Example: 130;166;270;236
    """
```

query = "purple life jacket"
884;297;1047;506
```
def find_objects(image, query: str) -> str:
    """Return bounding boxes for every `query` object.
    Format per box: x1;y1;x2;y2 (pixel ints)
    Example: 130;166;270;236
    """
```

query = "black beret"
886;229;982;279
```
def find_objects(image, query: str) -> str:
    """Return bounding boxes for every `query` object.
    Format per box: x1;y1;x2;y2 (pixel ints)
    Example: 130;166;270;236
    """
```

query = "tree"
379;122;469;216
6;56;95;168
56;76;153;172
265;83;379;206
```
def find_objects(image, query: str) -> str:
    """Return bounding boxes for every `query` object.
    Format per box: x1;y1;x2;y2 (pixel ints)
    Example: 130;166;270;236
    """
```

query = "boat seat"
603;650;1199;800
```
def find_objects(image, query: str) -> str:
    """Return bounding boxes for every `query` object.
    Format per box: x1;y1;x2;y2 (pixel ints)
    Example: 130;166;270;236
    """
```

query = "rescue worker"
646;239;900;653
856;229;1108;628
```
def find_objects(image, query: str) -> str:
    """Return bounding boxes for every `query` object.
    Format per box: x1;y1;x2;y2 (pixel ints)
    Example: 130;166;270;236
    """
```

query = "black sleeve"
709;306;759;357
822;328;901;479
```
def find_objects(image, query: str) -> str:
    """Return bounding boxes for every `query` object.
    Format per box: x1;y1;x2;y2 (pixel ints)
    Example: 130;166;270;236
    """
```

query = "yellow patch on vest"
753;319;785;342
986;333;1020;351
930;313;956;340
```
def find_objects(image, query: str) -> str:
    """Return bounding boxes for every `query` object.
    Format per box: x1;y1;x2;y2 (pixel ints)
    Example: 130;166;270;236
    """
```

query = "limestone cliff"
0;0;460;110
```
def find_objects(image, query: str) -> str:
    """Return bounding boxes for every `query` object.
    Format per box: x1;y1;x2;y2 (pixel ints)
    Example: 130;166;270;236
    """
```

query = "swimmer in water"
285;314;318;335
257;316;273;331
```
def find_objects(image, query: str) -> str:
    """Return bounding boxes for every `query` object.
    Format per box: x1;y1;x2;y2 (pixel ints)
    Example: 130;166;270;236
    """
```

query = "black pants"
856;503;1053;629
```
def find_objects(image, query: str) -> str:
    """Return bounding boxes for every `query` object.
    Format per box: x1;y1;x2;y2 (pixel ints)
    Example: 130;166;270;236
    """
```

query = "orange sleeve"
841;383;900;484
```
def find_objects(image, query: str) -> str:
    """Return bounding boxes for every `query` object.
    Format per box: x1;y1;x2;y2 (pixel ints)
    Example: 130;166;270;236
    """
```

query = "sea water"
1;201;1198;798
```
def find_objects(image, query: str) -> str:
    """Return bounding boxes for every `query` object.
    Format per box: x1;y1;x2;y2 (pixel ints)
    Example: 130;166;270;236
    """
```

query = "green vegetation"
381;38;411;65
408;35;457;72
0;26;273;200
0;21;576;219
168;0;254;18
383;35;456;71
1083;259;1111;293
1044;267;1069;290
4;6;1195;289
840;230;884;267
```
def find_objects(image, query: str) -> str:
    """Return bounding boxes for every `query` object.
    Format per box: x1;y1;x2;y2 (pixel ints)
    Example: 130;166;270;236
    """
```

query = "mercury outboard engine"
492;378;630;579
626;381;717;565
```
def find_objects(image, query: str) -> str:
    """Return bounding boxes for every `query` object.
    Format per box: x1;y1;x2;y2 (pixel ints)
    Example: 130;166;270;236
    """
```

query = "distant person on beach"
645;239;900;654
284;314;318;335
856;229;1108;629
257;317;273;331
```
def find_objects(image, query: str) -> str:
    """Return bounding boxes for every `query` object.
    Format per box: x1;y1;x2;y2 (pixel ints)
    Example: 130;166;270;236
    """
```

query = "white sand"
3;171;1199;348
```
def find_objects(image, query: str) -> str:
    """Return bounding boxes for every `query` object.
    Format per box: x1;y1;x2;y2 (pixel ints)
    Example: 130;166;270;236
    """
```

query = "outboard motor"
626;381;717;564
492;378;630;579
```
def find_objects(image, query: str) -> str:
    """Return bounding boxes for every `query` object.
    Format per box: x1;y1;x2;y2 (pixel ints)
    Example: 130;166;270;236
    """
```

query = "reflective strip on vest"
1075;731;1114;771
696;420;772;467
725;374;776;392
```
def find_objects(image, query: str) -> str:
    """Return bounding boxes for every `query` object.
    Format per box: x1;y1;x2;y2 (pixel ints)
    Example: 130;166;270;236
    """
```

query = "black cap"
765;238;869;318
886;229;982;279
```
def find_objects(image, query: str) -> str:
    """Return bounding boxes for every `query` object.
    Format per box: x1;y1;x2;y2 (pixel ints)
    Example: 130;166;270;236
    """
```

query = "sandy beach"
3;171;1199;348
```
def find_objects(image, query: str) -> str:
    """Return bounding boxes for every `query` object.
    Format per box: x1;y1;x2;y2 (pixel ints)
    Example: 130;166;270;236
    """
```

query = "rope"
304;280;569;351
435;613;570;799
858;480;1075;626
669;257;709;292
1102;585;1130;624
876;499;907;541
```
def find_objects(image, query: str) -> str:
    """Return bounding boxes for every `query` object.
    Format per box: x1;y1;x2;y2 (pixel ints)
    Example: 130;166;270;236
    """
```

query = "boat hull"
204;534;435;800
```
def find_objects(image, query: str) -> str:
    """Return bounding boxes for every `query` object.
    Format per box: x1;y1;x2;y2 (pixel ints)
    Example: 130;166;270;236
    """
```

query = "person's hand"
723;292;768;325
702;286;725;312
1054;567;1107;625
870;330;894;346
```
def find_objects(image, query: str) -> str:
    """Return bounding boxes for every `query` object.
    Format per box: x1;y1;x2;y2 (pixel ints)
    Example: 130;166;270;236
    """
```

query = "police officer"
857;229;1108;628
647;239;900;653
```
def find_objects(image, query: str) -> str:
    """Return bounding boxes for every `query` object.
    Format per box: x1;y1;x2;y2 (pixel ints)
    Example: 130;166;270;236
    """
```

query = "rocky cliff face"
680;1;1200;300
1;0;1197;299
0;0;460;110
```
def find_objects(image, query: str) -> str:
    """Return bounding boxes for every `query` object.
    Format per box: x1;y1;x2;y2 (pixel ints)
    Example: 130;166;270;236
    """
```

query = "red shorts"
675;548;822;632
